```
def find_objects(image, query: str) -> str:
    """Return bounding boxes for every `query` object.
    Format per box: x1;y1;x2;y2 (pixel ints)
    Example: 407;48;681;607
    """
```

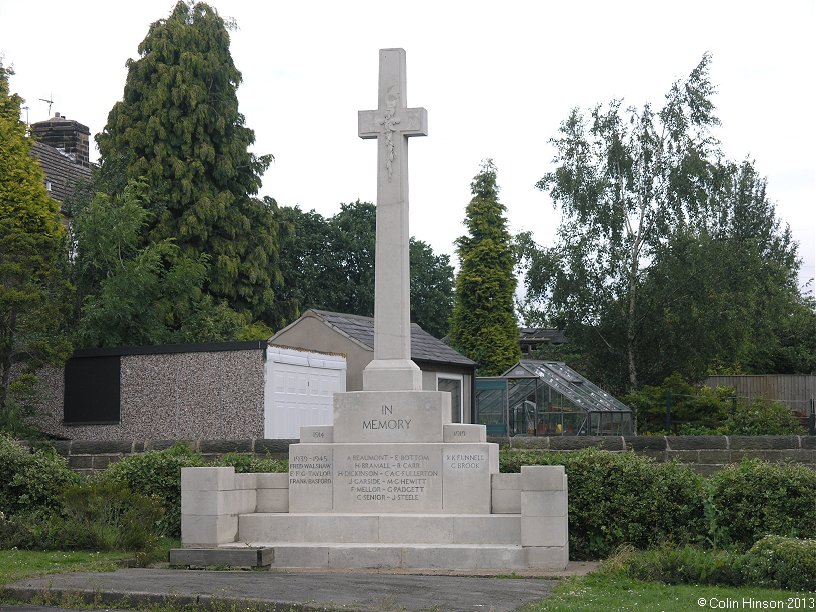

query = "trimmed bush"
0;433;79;516
614;544;746;586
723;398;805;435
217;452;287;473
0;511;38;549
708;459;816;548
500;448;707;559
101;442;204;537
623;373;804;435
44;480;164;552
743;535;816;592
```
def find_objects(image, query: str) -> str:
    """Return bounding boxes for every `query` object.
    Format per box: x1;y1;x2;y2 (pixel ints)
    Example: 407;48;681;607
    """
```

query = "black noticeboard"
63;356;121;424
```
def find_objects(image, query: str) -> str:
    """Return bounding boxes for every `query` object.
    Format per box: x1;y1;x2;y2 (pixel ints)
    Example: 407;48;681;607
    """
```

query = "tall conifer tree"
96;1;281;325
449;160;520;375
0;65;72;430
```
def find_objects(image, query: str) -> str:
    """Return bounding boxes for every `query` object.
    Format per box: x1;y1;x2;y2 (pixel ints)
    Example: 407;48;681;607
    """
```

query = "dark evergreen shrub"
500;448;707;559
617;544;746;586
101;442;204;537
0;433;79;516
217;452;287;473
708;459;816;548
743;535;816;592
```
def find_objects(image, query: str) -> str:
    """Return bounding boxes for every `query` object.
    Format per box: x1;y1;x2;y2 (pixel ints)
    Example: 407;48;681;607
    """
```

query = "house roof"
519;328;567;344
289;309;476;368
30;141;92;209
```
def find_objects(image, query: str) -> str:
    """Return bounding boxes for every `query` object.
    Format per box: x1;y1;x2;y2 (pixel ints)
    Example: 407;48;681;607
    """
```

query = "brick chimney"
30;112;91;168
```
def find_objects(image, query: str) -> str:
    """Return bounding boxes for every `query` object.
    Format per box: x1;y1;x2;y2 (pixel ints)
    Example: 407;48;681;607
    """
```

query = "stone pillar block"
181;467;251;547
256;472;290;513
300;425;334;443
181;515;238;548
519;464;568;569
521;516;568;547
442;444;493;513
333;390;450;443
526;545;570;569
491;473;521;514
521;465;565;491
181;489;256;516
288;444;333;512
443;423;486;443
521;491;568;517
235;473;257;489
181;466;234;492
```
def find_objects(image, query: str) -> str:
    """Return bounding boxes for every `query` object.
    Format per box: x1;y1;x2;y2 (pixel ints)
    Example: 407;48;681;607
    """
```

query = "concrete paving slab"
3;567;560;611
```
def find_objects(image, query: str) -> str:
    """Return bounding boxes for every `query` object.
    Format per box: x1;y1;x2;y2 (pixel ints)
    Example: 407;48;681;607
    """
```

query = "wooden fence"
705;375;816;416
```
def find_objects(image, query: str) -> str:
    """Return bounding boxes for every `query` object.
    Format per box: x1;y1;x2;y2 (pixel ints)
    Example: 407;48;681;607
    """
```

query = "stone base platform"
221;541;530;570
180;443;570;570
238;512;532;545
169;546;273;568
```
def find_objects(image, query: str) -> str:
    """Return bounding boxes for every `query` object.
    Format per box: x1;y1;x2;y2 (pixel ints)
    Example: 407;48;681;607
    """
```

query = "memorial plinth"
287;391;498;515
177;400;569;570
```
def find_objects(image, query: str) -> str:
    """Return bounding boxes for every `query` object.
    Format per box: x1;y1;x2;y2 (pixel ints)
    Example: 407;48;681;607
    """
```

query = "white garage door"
264;346;346;439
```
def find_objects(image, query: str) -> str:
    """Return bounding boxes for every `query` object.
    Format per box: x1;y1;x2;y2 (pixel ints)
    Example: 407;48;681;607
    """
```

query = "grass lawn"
0;549;127;586
0;538;178;588
523;573;814;611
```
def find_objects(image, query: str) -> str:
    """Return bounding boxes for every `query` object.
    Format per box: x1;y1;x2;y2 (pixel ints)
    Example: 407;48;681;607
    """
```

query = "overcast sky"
2;0;813;291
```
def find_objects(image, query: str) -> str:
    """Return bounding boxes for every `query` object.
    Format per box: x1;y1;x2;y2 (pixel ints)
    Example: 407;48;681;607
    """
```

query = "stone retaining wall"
29;439;294;477
22;436;816;474
27;435;816;477
492;435;816;475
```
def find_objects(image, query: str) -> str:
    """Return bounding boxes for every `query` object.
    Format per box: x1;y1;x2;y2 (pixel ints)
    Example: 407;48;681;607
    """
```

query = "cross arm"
358;107;429;139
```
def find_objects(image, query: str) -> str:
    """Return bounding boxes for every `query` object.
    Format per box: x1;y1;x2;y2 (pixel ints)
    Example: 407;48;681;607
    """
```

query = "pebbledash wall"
25;435;815;477
33;343;265;441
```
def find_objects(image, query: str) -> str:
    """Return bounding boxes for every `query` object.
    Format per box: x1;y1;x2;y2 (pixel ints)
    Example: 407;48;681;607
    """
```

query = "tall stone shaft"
358;48;427;391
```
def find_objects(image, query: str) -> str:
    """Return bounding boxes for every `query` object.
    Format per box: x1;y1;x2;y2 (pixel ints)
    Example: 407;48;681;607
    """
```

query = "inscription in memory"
444;452;486;470
289;454;331;486
362;404;412;431
336;452;438;503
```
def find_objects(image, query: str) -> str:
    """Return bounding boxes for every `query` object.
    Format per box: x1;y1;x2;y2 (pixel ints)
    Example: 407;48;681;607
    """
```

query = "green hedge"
100;445;288;538
101;443;205;537
614;537;816;592
0;434;79;516
707;459;816;548
612;544;746;587
743;535;816;592
501;448;707;559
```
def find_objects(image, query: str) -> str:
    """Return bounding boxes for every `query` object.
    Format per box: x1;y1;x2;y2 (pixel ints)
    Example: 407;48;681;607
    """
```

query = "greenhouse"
475;360;634;436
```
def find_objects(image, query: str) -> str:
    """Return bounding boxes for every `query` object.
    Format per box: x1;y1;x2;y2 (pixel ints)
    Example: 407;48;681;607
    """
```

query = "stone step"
222;542;529;570
238;512;522;546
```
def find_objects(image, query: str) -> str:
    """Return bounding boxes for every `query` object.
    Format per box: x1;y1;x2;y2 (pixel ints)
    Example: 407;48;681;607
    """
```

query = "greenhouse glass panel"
475;361;634;436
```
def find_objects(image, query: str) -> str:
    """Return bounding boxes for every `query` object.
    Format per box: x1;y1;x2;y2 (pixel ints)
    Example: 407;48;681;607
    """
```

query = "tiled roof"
30;141;92;209
519;328;567;343
308;309;476;367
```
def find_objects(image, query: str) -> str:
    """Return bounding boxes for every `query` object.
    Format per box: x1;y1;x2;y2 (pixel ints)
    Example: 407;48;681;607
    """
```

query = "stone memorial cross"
358;48;428;392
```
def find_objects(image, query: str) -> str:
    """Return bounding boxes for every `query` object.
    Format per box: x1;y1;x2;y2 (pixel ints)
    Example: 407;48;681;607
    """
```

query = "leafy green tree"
274;203;336;320
0;64;72;432
329;201;377;317
274;201;455;336
73;182;266;347
96;1;281;326
409;238;454;338
449;160;520;375
634;159;812;384
526;55;724;391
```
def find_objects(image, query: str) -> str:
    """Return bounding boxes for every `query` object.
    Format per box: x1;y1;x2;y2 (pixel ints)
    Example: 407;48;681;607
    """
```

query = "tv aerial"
39;95;54;117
